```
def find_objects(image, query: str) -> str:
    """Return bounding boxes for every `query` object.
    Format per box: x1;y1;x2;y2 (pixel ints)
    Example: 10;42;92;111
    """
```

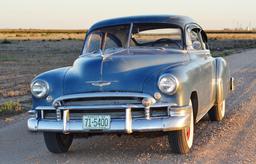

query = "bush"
0;101;22;116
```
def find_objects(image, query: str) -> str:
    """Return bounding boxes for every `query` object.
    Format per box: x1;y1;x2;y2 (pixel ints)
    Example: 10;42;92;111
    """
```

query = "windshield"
83;25;130;54
131;24;182;49
83;23;183;54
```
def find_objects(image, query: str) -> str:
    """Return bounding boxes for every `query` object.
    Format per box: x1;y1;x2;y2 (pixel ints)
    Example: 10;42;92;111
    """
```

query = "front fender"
31;67;70;109
142;64;192;107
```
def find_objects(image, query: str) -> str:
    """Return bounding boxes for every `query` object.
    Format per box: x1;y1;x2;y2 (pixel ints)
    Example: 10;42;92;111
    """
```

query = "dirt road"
0;49;255;164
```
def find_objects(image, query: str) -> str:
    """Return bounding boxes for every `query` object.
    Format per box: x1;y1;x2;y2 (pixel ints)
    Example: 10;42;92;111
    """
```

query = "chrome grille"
44;107;168;120
43;92;168;120
63;97;142;106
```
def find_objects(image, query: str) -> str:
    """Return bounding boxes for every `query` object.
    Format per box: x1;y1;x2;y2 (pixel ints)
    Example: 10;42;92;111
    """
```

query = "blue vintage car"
28;15;234;154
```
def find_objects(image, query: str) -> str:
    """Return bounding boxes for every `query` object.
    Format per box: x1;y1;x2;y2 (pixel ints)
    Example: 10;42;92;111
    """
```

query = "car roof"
88;15;196;32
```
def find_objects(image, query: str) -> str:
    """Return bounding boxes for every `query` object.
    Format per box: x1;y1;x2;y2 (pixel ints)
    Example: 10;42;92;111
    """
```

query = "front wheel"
208;100;225;121
43;132;73;153
168;100;194;154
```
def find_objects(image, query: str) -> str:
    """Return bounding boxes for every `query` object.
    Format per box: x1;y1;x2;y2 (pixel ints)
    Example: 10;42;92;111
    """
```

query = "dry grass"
0;101;22;116
1;29;256;40
208;33;256;40
0;29;86;41
0;29;86;33
0;32;84;41
0;40;82;102
207;30;256;39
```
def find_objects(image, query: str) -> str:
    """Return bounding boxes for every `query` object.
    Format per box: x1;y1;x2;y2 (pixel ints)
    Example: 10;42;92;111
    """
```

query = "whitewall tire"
168;100;194;154
208;100;226;121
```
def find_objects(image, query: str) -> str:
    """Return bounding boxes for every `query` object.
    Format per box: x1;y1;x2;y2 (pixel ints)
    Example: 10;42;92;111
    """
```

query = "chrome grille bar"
36;103;174;111
53;92;152;105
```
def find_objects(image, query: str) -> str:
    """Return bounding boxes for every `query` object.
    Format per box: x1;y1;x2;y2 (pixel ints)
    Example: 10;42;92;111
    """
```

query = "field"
0;30;256;116
0;40;82;116
0;29;86;40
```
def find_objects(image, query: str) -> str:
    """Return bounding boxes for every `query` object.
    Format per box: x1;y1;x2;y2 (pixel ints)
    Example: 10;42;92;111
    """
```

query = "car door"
186;25;216;118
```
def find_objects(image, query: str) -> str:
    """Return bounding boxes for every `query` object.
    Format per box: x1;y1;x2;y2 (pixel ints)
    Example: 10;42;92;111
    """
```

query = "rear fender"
215;57;230;104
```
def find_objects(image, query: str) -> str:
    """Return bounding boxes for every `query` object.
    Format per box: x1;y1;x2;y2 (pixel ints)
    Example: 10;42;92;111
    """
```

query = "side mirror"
192;41;202;50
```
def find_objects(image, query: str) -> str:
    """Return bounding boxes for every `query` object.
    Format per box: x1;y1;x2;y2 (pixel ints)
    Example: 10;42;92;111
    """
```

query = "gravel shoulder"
0;49;256;164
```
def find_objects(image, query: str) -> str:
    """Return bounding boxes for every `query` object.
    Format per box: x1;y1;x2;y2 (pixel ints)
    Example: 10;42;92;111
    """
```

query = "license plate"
82;115;111;130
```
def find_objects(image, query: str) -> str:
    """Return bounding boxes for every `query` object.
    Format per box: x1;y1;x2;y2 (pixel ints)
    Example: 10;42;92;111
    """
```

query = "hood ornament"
86;80;118;87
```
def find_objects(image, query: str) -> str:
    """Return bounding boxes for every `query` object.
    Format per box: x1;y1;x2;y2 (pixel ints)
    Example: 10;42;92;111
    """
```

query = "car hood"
63;49;188;95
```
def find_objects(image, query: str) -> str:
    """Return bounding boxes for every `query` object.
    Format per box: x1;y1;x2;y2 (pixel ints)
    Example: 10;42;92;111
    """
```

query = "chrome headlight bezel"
30;80;49;98
158;74;179;95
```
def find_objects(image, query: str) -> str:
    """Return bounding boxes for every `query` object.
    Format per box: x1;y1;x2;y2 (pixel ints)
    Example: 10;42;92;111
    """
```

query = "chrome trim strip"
28;110;38;119
169;105;192;117
53;92;154;105
35;103;175;111
35;106;55;110
28;110;37;115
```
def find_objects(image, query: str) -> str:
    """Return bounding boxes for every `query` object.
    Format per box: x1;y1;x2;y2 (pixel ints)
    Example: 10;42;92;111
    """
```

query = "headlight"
158;74;178;95
31;80;49;98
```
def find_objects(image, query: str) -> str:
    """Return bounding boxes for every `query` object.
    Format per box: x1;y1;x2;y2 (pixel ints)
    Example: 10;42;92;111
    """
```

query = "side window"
104;33;122;50
187;27;206;50
190;30;200;44
187;25;208;50
85;33;102;53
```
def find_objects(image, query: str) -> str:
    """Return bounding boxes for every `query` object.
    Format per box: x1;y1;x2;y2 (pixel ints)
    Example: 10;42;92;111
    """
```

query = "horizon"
0;0;255;30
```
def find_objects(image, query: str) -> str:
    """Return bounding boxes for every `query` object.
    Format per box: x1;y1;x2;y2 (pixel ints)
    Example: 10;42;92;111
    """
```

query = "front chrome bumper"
28;92;192;133
27;105;192;133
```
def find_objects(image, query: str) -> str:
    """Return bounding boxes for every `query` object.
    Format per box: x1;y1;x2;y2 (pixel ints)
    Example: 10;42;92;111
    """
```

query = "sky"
0;0;255;30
